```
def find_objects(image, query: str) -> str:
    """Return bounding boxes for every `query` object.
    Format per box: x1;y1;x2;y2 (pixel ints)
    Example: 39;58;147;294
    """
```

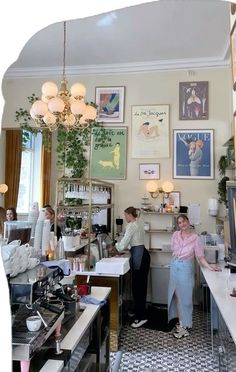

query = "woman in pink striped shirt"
168;214;220;339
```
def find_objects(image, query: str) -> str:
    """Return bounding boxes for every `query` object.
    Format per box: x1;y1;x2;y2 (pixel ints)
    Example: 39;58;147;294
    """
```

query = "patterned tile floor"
109;307;219;371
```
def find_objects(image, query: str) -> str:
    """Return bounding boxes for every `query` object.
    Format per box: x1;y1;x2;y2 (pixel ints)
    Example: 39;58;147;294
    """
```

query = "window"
17;132;42;214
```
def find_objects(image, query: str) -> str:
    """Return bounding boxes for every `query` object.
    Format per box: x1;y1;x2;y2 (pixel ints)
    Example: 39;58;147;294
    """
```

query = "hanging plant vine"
15;96;106;178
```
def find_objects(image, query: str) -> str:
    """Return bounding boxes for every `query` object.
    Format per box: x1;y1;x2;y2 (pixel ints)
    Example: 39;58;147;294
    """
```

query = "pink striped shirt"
171;230;204;259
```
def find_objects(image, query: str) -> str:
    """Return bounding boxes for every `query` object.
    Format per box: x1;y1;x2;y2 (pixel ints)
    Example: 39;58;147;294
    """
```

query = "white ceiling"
5;0;230;78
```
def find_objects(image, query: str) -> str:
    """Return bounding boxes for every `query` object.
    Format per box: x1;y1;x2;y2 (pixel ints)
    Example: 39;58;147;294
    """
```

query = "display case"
55;177;114;257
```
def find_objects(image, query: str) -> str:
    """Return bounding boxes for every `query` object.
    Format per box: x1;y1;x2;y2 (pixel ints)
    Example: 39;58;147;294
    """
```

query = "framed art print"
95;86;125;123
139;163;160;180
131;104;170;158
173;129;214;179
179;81;208;120
90;127;127;179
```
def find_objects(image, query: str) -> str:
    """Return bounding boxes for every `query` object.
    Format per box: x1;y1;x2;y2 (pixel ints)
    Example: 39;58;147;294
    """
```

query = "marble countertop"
200;261;236;344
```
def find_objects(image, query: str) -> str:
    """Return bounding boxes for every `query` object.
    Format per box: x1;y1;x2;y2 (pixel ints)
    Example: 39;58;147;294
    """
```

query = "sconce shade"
146;180;158;193
162;181;174;193
0;184;8;194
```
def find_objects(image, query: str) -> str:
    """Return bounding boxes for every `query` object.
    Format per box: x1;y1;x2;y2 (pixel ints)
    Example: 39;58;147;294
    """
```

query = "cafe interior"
1;1;236;371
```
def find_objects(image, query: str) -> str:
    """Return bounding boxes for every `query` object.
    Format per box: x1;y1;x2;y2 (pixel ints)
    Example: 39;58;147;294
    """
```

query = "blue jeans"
168;256;194;328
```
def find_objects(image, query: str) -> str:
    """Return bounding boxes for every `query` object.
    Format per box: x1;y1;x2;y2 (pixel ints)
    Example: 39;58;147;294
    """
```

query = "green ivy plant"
217;155;229;206
15;95;102;178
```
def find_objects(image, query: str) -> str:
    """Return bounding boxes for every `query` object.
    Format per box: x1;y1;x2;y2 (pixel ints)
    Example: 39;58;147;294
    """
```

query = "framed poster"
95;86;125;122
163;191;180;208
139;163;160;180
173;129;214;179
90;127;127;179
179;81;208;120
131;104;170;158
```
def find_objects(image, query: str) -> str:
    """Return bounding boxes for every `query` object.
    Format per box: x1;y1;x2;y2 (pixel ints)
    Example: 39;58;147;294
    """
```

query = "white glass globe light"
70;100;87;115
146;180;158;193
0;184;8;194
43;112;56;125
31;100;48;116
30;107;38;119
162;181;174;193
70;83;86;98
42;81;58;97
83;105;97;120
48;97;65;113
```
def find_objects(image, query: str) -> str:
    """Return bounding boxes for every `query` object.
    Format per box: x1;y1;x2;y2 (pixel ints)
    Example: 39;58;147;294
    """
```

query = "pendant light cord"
63;21;66;80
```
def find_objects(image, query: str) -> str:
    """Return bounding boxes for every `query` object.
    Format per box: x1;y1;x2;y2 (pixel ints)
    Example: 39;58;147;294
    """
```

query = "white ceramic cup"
1;244;18;261
26;316;42;332
27;257;40;270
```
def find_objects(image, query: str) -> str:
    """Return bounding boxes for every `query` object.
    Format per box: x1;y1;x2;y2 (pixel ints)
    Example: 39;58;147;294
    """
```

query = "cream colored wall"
1;67;232;233
0;130;6;207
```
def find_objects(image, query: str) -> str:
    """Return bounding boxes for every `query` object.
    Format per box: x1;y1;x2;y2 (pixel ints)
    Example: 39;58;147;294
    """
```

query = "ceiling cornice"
4;56;230;79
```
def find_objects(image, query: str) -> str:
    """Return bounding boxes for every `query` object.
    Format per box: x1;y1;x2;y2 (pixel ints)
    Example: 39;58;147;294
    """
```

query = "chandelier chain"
63;21;66;80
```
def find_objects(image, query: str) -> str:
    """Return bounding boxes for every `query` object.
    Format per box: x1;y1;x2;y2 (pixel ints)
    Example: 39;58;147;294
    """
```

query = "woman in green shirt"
115;206;150;328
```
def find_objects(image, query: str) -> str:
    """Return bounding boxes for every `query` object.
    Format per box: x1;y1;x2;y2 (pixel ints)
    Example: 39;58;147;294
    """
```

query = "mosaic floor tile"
110;307;220;371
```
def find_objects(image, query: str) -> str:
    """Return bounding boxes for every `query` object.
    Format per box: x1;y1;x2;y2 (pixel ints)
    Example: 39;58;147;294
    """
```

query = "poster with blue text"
90;127;127;179
173;129;214;179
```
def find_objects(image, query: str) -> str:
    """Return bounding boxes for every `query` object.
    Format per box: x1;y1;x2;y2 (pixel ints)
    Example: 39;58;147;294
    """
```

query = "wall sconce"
0;184;8;195
146;180;174;199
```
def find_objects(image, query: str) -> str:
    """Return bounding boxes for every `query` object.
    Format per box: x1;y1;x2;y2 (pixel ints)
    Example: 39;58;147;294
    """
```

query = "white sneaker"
173;322;181;332
173;326;189;339
131;319;148;328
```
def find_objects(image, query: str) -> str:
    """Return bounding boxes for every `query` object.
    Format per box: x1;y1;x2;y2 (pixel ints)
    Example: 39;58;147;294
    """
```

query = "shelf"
57;203;113;210
149;248;171;253
57;177;114;188
145;229;173;233
141;209;185;215
64;238;97;252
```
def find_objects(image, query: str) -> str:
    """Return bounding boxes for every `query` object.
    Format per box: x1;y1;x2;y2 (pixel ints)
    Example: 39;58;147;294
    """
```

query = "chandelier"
30;21;97;131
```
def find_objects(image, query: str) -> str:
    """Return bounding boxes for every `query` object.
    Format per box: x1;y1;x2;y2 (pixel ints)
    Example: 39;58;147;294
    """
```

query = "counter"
36;286;111;372
200;260;236;370
60;255;130;352
200;261;236;345
75;269;130;352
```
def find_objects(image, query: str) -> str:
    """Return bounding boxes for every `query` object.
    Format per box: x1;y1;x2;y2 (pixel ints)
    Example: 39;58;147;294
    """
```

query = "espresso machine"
10;264;66;372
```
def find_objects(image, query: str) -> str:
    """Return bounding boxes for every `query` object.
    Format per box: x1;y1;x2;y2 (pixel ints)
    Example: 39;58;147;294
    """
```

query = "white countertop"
201;261;236;344
65;256;130;278
39;286;111;372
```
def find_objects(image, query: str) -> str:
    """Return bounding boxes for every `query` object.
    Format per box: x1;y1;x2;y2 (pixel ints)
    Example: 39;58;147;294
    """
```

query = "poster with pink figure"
179;81;208;120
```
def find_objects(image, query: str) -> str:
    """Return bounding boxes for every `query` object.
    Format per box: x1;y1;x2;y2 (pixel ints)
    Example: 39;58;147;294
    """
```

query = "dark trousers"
131;248;150;320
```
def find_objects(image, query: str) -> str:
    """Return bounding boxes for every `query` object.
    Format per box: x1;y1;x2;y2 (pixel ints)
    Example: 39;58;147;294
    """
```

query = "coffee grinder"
116;218;123;237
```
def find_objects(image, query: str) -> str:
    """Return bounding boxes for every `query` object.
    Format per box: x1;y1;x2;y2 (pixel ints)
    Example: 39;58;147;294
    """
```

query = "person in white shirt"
114;206;150;328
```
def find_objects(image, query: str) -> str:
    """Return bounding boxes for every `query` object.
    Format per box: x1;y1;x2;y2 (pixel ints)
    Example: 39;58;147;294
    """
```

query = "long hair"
6;207;17;221
45;206;55;218
176;214;189;224
124;206;138;218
